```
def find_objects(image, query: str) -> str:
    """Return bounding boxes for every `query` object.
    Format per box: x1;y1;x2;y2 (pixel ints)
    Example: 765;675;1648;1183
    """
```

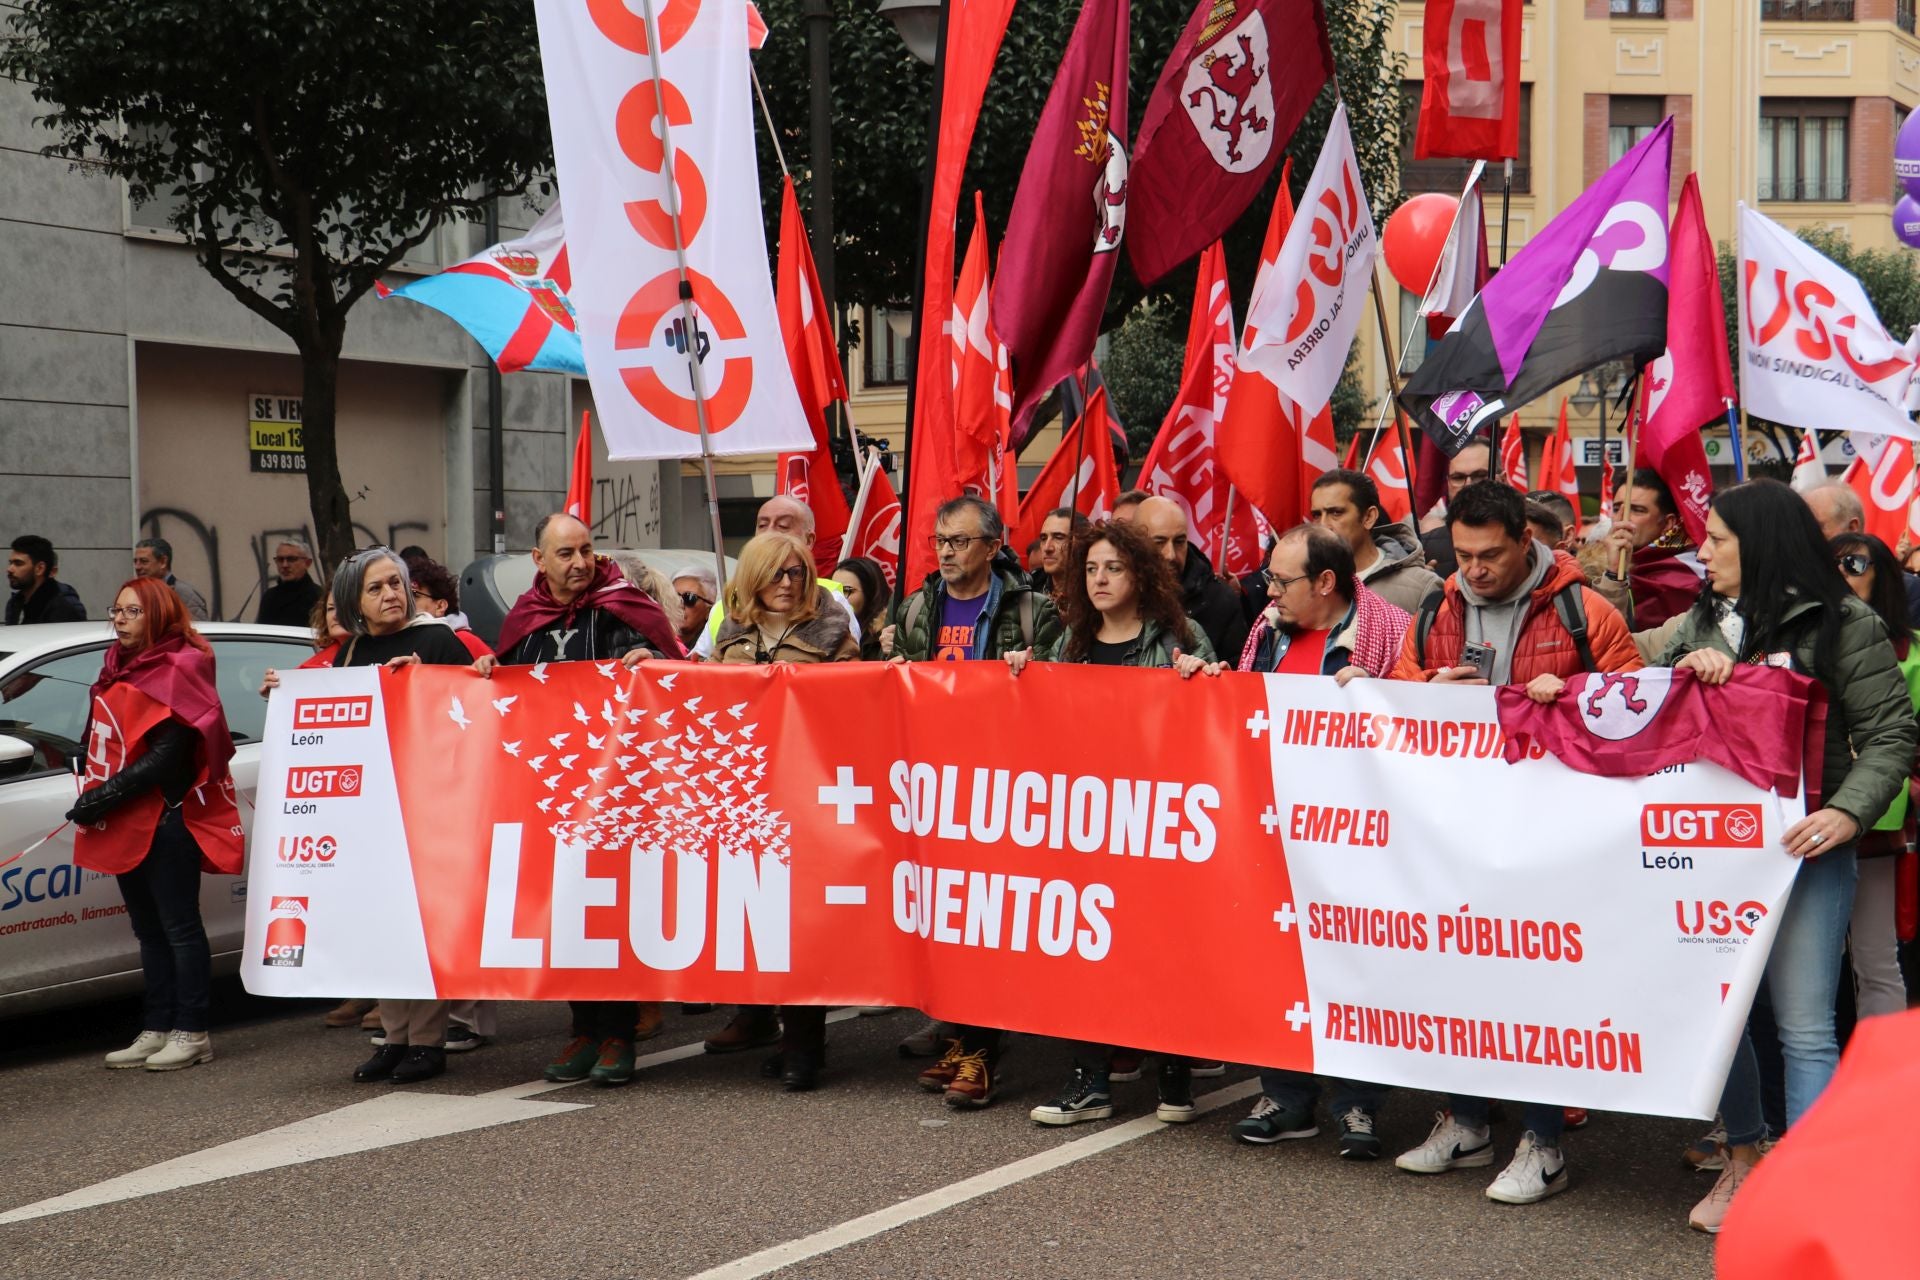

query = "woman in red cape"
69;576;239;1073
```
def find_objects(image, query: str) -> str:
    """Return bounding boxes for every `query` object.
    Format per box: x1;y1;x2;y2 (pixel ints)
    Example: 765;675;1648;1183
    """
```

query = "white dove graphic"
502;741;521;757
530;662;550;684
491;695;518;716
448;696;472;730
727;701;748;719
657;672;680;691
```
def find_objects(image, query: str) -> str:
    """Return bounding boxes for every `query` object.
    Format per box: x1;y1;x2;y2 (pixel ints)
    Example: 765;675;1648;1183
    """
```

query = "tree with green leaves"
2;0;550;568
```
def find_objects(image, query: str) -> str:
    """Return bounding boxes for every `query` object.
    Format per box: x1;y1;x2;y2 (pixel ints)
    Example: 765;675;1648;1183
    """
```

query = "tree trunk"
298;334;355;573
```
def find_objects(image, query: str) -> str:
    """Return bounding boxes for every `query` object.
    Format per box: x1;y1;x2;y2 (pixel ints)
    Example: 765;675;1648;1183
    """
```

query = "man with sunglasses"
670;564;718;650
257;539;322;628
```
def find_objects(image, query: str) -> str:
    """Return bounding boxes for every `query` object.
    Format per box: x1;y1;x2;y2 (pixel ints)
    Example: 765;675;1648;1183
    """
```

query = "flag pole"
845;446;877;542
1617;373;1647;580
1498;158;1513;266
638;0;729;594
1724;400;1748;482
1221;485;1239;570
751;67;791;178
1367;269;1422;498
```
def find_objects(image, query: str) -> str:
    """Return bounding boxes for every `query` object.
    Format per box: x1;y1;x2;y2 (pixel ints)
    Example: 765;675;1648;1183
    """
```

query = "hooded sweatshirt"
1454;540;1556;685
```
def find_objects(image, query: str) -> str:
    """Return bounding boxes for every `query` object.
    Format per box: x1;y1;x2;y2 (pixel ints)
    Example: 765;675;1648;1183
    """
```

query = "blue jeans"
1259;1070;1383;1117
115;810;211;1034
1720;846;1857;1147
1447;1095;1564;1145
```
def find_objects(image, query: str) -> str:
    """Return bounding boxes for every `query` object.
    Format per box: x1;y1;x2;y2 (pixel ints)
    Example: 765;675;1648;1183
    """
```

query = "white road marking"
0;1092;588;1225
1;1011;864;1223
686;1077;1262;1280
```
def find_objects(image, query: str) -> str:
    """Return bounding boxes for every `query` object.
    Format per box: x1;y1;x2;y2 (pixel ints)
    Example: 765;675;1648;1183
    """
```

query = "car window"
0;646;108;777
212;637;318;742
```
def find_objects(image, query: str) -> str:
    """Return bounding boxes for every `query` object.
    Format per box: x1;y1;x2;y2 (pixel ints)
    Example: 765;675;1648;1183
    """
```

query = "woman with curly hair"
1003;518;1220;1127
1007;519;1220;673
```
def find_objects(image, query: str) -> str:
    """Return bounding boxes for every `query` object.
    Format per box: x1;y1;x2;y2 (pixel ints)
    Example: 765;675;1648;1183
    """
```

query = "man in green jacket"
883;496;1061;663
881;496;1060;1110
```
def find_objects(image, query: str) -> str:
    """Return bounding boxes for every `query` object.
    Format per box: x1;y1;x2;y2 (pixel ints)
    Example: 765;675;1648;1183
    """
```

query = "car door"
200;634;319;958
0;642;128;1000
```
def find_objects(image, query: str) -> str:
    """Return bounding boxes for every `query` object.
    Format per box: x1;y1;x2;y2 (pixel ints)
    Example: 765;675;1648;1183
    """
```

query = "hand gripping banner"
244;663;1807;1119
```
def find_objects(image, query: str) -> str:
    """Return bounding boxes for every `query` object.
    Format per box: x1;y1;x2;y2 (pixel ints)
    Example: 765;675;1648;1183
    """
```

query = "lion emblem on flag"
1576;669;1674;741
1181;10;1274;175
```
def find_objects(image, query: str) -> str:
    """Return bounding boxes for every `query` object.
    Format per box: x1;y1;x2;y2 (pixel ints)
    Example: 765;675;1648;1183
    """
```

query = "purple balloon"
1899;109;1920;200
1898;195;1920;250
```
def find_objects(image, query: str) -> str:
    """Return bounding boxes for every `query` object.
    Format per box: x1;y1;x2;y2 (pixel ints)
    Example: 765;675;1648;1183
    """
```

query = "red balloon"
1383;193;1461;295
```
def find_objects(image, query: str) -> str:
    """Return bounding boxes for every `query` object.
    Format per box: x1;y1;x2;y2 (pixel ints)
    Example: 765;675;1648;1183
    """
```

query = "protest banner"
244;662;1807;1118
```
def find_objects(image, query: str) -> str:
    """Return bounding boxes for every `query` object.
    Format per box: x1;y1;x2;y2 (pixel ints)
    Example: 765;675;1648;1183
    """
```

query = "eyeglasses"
770;565;809;585
1448;469;1491;485
678;591;712;607
107;605;145;620
928;534;992;552
1267;573;1312;593
1837;553;1871;576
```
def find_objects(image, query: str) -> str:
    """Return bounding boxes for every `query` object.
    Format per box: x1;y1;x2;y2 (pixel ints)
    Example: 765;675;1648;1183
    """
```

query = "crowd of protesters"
12;442;1920;1236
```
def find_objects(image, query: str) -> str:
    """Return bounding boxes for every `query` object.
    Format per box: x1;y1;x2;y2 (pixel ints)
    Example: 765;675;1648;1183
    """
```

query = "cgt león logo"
263;896;308;967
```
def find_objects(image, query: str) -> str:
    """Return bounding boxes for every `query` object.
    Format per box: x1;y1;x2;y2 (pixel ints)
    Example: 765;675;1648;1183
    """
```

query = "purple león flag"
1400;120;1674;454
993;0;1131;442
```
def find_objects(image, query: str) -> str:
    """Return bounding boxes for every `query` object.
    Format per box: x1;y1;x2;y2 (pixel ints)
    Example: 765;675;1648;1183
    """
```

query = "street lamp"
878;0;941;64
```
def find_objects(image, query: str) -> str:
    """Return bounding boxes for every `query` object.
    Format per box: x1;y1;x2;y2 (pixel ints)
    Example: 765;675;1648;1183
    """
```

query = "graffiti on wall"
590;466;662;549
139;509;432;622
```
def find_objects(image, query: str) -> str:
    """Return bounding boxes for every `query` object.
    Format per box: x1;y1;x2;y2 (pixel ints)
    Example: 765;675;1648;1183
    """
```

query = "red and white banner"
1739;204;1920;444
1841;432;1919;547
1415;0;1522;162
1240;104;1378;411
245;663;1807;1117
535;0;811;459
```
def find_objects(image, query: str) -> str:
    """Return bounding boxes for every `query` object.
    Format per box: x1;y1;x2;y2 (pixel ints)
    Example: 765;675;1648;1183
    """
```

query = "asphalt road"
0;985;1722;1280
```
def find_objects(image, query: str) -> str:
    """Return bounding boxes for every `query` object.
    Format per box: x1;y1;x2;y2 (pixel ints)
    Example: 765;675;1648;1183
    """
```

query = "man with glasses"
1419;438;1494;576
882;496;1060;1109
670;564;718;650
258;539;322;628
1231;523;1409;1156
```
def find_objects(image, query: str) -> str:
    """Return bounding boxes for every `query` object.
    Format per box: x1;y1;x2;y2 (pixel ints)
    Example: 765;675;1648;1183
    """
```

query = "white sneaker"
143;1030;213;1071
1394;1110;1494;1174
1485;1131;1568;1204
104;1030;170;1069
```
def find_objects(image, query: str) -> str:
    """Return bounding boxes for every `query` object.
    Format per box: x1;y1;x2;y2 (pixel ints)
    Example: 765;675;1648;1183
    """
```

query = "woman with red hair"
68;576;242;1072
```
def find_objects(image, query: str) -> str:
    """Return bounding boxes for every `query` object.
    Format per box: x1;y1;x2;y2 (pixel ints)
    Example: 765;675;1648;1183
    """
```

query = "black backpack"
1412;583;1598;674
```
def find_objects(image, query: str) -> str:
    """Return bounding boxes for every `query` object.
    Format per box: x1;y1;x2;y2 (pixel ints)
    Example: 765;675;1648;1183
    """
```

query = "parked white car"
0;621;317;1017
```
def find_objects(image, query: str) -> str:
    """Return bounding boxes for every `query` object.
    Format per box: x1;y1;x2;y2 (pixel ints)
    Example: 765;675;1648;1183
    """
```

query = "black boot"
391;1045;446;1084
782;1051;820;1092
353;1043;406;1083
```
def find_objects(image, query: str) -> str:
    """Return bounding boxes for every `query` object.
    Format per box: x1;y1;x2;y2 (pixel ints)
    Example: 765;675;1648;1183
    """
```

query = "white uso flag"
534;0;810;459
1239;102;1379;412
1738;203;1920;442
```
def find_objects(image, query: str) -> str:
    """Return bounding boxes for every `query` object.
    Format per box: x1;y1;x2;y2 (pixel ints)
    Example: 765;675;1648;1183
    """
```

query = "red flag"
1136;243;1259;571
1499;422;1528;490
1598;457;1615;525
1640;175;1726;548
1217;163;1339;532
1538;398;1583;535
1368;432;1413;524
1415;0;1522;161
1125;0;1332;287
910;0;1018;510
565;411;593;525
774;178;852;571
1012;390;1122;554
994;0;1130;437
846;452;904;589
1846;434;1918;548
1340;432;1362;472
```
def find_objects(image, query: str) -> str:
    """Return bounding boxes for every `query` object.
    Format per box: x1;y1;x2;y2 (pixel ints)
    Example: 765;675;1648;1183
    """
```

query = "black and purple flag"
1400;120;1674;455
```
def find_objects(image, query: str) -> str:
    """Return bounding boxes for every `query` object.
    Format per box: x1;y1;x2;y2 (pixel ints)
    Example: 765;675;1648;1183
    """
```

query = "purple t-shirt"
933;592;983;661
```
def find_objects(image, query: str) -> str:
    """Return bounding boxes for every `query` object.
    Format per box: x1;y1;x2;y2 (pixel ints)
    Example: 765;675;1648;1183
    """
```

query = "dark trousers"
958;1025;1005;1058
569;1000;639;1042
116;810;211;1034
781;1006;827;1058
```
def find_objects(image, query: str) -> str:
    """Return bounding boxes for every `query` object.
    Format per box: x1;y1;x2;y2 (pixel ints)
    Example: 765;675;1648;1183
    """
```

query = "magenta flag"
993;0;1131;439
1640;174;1730;548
